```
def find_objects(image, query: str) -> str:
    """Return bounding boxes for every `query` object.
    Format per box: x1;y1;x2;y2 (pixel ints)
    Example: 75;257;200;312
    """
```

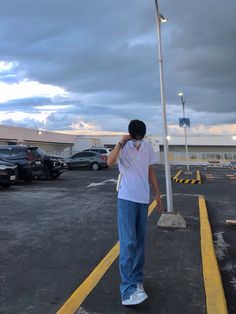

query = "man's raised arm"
107;135;131;167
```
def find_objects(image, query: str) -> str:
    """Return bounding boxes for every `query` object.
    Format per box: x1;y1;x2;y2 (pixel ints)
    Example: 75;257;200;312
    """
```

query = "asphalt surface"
0;165;235;314
80;195;205;314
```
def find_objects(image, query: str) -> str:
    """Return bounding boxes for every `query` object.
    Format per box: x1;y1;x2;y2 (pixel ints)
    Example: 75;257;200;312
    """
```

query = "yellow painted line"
148;199;157;217
57;199;157;314
196;170;202;183
199;196;228;314
173;170;182;180
57;242;120;314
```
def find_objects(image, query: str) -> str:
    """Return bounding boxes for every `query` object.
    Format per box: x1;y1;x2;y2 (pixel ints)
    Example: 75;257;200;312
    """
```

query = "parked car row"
0;145;67;189
0;145;111;189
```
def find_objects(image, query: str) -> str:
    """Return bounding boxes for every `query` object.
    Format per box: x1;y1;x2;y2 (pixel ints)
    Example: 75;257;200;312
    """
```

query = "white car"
83;147;111;158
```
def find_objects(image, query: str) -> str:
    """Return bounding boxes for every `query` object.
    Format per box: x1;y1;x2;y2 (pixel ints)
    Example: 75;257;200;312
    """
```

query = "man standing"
107;120;161;306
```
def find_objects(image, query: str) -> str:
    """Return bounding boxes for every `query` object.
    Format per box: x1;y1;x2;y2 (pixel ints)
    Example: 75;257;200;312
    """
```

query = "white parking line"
87;179;117;188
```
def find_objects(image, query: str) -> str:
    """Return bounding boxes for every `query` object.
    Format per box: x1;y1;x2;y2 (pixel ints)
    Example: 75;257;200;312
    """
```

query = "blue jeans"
117;198;148;300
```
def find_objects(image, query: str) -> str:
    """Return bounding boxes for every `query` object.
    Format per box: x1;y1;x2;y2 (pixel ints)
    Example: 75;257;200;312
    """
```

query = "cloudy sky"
0;0;235;135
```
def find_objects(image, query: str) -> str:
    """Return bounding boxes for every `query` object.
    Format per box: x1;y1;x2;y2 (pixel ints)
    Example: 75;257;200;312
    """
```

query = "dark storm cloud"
0;0;235;133
0;97;53;111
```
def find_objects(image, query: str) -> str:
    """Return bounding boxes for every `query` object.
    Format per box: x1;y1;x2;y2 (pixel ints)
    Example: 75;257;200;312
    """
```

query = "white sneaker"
122;290;148;306
136;283;145;293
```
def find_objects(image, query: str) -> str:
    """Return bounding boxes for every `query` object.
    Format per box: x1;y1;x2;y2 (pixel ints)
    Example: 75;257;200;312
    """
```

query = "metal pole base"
157;212;187;229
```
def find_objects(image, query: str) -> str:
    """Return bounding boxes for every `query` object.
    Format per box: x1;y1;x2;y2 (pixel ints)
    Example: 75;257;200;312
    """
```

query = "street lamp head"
178;92;183;97
167;136;171;141
232;135;236;141
159;14;168;23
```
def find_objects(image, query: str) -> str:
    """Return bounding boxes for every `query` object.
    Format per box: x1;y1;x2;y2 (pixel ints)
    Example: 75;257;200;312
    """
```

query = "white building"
74;134;236;164
0;124;76;155
0;124;235;163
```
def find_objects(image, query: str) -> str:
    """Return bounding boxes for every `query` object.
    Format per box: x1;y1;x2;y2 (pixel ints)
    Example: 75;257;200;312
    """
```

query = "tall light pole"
154;0;174;213
154;1;186;228
178;92;190;172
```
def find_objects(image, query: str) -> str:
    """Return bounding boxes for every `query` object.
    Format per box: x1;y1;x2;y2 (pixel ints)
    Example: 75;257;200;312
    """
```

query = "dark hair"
128;120;146;139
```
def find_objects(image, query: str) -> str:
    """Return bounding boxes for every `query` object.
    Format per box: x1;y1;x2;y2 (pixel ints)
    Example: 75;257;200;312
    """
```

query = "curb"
199;196;228;314
172;170;202;184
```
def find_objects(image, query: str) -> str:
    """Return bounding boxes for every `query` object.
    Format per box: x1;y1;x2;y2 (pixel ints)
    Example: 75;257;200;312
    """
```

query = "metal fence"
159;151;236;165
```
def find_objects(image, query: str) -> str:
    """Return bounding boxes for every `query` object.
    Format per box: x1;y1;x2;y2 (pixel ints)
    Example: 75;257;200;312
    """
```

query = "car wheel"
67;164;73;170
38;166;50;180
91;162;99;171
1;184;11;189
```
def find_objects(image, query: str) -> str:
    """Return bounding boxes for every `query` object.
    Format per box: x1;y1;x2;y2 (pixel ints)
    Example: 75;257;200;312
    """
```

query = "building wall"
154;135;236;147
0;124;76;155
0;140;10;145
22;141;73;155
73;137;102;152
0;124;76;145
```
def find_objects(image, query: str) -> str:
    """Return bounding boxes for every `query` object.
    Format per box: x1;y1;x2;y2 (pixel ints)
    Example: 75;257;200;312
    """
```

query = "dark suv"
37;148;67;180
0;159;17;188
0;145;43;183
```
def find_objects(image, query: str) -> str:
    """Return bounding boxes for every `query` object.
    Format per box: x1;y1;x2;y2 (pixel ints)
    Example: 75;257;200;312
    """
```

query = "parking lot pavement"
170;166;236;314
195;167;236;314
75;195;206;314
0;166;235;314
0;168;120;314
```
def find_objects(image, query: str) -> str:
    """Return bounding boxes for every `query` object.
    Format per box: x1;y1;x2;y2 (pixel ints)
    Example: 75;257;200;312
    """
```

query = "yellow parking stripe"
173;170;182;180
148;199;157;217
196;170;202;183
199;196;228;314
57;199;157;314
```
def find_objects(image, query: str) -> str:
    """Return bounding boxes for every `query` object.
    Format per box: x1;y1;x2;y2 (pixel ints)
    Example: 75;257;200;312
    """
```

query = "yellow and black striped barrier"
172;170;202;184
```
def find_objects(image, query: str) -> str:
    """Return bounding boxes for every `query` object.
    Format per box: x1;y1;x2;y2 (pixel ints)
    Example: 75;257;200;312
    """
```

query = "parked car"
0;145;43;183
83;147;110;157
36;148;67;180
231;161;236;169
0;159;18;188
67;151;107;170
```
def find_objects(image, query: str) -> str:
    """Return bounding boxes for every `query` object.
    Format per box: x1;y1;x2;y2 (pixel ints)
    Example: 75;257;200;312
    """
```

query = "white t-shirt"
118;140;157;204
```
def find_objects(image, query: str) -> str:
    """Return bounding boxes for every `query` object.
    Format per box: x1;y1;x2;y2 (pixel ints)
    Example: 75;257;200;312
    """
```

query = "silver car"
67;151;108;170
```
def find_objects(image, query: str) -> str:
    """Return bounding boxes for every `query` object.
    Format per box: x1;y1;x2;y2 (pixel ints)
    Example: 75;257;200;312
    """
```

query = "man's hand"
155;194;163;212
119;134;132;146
107;134;132;167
